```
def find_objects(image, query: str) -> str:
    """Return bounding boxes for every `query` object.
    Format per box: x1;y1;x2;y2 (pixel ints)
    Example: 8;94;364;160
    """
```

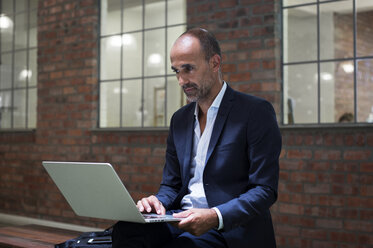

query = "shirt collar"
194;81;227;117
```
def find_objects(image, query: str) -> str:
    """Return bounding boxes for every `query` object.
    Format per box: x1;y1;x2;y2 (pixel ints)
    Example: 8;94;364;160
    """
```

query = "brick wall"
186;0;282;118
0;0;372;247
274;127;373;247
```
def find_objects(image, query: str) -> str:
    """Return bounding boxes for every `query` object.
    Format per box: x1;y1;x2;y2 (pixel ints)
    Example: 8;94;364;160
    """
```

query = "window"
282;0;373;124
0;0;37;129
99;0;187;128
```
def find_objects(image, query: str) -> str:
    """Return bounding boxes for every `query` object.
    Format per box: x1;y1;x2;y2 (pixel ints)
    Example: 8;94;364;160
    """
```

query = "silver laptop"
42;161;182;223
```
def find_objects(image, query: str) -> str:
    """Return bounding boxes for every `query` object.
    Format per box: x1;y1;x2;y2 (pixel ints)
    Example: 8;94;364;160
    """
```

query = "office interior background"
0;0;372;247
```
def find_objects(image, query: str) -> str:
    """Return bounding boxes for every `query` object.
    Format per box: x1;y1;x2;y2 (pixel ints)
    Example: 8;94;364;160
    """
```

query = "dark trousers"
112;221;227;248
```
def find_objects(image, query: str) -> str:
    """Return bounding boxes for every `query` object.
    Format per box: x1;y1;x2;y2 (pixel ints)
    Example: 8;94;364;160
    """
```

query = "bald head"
174;28;221;63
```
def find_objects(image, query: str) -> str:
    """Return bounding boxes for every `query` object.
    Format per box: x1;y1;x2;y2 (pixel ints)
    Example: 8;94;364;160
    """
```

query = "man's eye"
184;65;193;72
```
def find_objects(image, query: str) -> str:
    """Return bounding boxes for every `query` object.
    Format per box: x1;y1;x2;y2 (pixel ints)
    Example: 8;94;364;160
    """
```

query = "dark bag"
55;228;112;248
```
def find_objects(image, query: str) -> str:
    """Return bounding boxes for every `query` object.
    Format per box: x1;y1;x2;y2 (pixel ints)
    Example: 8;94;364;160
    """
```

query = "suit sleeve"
216;100;282;231
156;114;183;209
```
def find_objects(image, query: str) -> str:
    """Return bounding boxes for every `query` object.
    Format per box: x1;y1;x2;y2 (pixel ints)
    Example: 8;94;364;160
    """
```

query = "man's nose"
178;74;189;86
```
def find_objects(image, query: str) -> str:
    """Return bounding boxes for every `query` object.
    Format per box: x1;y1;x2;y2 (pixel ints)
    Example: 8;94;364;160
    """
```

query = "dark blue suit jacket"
156;85;282;248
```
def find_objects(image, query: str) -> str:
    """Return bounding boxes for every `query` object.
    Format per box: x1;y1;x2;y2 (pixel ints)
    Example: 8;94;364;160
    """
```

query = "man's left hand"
172;208;219;236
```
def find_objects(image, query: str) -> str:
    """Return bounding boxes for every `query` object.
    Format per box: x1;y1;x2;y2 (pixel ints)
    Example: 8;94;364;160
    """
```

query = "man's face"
170;35;215;103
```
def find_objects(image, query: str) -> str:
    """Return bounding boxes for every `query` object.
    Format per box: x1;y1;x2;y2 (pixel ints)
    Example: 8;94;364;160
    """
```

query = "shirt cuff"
212;207;224;230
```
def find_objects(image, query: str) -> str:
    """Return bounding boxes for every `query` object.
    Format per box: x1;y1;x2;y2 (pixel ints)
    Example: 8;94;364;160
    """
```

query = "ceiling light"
342;62;354;74
0;15;13;29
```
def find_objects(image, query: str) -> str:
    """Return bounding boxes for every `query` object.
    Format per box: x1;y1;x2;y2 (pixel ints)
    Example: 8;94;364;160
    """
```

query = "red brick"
237;61;261;71
286;149;312;159
43;0;57;8
304;161;330;171
314;150;341;160
316;219;343;229
330;232;356;243
343;150;371;160
252;4;274;15
229;72;251;82
344;220;373;233
360;209;373;220
237;39;261;50
312;240;338;248
251;49;275;59
301;229;328;240
290;172;316;183
218;0;237;8
368;134;373;146
304;184;330;194
361;162;373;172
220;42;237;52
279;203;305;215
275;224;300;237
318;195;345;207
358;234;373;245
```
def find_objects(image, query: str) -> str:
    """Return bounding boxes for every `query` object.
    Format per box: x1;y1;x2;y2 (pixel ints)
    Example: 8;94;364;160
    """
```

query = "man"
112;28;282;248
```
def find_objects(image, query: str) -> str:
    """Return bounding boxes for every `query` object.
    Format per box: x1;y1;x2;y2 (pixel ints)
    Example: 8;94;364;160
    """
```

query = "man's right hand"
137;195;166;215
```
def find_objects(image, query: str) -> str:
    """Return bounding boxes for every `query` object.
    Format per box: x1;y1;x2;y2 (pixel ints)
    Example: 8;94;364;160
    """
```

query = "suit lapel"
205;86;235;165
182;103;196;183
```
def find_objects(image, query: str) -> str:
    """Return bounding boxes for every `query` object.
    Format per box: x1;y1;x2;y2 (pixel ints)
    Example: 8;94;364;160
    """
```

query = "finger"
137;200;144;212
141;198;152;213
154;201;165;215
173;210;191;218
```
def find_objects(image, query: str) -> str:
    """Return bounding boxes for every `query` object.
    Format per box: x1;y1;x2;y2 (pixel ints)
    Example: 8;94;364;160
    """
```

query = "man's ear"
210;54;221;72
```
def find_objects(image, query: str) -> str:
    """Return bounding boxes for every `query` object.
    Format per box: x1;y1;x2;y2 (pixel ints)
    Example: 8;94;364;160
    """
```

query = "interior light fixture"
341;62;354;74
0;15;13;29
320;72;333;81
113;87;128;94
19;69;32;81
109;35;123;47
147;53;162;66
109;34;135;48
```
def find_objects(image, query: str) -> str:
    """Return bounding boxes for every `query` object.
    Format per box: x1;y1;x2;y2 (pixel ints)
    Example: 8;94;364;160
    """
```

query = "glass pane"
0;15;14;52
320;61;354;123
123;0;143;32
100;0;121;35
145;0;165;29
30;0;38;10
28;88;36;128
122;32;142;78
356;3;373;57
29;10;37;47
168;0;186;25
1;0;14;15
283;6;317;63
320;0;353;60
13;89;26;128
122;79;142;127
100;81;120;127
0;90;12;128
28;49;37;86
357;59;373;122
166;76;185;125
283;0;315;7
144;78;165;127
100;36;121;80
15;0;27;13
14;50;27;88
144;29;165;77
167;25;186;74
0;53;13;90
283;64;318;124
15;13;27;49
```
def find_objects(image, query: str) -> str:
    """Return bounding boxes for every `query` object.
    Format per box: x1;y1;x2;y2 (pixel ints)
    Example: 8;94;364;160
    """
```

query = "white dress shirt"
180;82;227;230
